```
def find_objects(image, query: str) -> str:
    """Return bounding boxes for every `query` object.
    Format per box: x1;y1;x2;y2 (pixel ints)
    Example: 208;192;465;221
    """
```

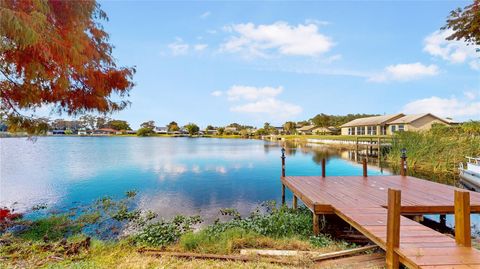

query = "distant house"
387;113;451;133
340;114;404;136
273;127;284;134
78;128;88;136
312;126;338;135
92;128;117;135
296;125;316;135
52;129;66;135
204;129;217;135
155;127;168;134
340;113;451;136
126;130;137;135
224;127;237;134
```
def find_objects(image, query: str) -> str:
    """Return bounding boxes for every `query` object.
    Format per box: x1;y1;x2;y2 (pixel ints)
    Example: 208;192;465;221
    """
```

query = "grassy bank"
0;197;352;268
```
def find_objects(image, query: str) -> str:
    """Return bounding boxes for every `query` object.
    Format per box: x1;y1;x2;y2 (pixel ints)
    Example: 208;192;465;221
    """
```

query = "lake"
1;137;385;217
0;137;477;233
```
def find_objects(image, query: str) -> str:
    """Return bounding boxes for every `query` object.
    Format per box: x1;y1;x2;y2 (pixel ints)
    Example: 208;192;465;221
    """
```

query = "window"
357;126;365;135
367;126;377;135
398;124;405;132
391;125;396;133
381;126;387;135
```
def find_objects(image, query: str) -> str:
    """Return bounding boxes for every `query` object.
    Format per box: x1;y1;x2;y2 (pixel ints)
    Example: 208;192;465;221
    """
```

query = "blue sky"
96;1;479;129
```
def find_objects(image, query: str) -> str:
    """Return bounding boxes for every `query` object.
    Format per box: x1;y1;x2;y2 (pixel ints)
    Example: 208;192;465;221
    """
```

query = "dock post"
321;158;326;178
293;196;298;209
386;188;401;269
440;214;447;226
400;148;407;177
281;148;286;206
454;190;471;247
362;158;368;177
313;213;320;236
377;137;381;159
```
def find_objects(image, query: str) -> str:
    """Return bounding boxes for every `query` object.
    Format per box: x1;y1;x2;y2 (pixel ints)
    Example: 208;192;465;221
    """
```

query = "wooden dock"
281;173;480;268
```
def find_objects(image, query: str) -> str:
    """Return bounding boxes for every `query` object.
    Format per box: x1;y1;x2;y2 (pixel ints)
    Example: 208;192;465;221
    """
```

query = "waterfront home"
340;113;451;136
92;128;118;135
387;113;451;133
204;129;217;135
52;129;66;135
78;128;88;136
296;125;316;135
224;126;238;134
274;126;284;134
154;126;168;134
312;126;339;135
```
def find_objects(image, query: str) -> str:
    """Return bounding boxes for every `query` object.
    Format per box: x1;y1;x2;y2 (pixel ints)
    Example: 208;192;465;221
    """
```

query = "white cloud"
226;85;283;101
211;90;223;97
402;95;480;119
464;91;477;100
369;62;439;82
220;21;334;58
424;30;479;69
216;85;302;120
168;38;189;56
200;11;211;19
230;98;302;119
194;44;208;51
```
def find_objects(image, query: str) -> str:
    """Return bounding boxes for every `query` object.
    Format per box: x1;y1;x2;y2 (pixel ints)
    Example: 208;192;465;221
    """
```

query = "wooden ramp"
282;175;480;268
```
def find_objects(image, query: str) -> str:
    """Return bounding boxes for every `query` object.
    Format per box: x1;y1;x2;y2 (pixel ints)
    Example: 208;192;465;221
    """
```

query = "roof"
389;113;451;125
340;114;404;127
297;125;316;131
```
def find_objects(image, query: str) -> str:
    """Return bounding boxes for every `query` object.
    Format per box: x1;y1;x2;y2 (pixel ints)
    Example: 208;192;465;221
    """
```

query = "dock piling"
313;213;320;236
281;147;286;206
293;195;298;209
454;190;471;247
386;188;401;269
321;159;326;178
362;158;368;177
400;148;407;177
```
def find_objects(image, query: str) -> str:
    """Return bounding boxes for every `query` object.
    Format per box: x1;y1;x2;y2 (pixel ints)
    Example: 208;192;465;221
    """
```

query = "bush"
203;202;313;240
136;127;154;136
134;215;202;247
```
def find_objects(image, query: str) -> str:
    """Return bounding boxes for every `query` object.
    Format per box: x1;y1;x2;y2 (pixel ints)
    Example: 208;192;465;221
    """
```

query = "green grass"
19;215;81;241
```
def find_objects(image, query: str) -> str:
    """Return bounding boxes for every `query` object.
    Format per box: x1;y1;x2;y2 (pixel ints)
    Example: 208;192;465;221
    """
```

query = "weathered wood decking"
281;175;480;268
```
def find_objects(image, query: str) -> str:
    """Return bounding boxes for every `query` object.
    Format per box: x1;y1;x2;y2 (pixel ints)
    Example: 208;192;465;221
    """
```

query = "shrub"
134;215;202;247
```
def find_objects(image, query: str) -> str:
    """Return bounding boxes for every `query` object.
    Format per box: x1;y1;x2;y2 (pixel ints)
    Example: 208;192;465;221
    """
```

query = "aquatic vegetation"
388;123;480;176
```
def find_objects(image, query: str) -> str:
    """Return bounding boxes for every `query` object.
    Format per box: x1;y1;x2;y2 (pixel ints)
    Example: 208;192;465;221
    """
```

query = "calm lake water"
0;137;477;234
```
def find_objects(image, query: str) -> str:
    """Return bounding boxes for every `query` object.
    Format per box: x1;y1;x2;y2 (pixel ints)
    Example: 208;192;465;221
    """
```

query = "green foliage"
388;122;480;176
180;227;260;254
217;127;225;135
309;235;335;248
136;127;154;137
107;120;131;131
167;121;180;132
19;215;81;241
204;202;313;239
310;113;379;128
140;121;155;130
134;215;202;247
184;123;200;135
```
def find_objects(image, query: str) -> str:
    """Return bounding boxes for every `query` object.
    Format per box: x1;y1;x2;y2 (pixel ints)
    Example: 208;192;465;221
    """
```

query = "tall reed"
387;122;480;177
